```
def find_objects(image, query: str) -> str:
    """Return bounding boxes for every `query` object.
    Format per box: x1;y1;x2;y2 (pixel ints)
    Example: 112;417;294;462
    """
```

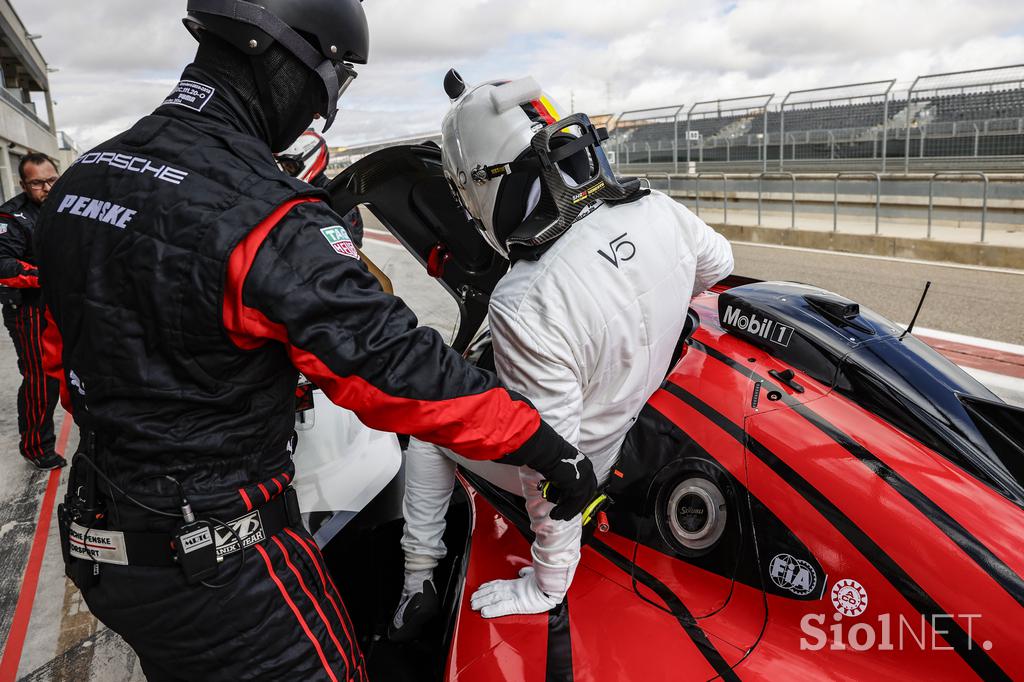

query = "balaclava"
193;32;323;152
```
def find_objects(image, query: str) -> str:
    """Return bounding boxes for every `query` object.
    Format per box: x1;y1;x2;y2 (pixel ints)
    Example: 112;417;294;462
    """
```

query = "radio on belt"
174;519;219;585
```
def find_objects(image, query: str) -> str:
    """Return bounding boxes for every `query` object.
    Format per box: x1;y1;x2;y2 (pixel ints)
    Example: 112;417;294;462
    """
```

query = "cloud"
16;0;1024;151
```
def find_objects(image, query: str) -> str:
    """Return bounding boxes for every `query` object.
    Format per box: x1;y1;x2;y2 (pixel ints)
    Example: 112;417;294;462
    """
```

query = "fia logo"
769;553;818;597
598;233;636;268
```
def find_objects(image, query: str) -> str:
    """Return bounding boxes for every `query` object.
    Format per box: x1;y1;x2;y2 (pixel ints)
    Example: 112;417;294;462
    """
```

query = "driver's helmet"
276;129;329;183
440;73;566;259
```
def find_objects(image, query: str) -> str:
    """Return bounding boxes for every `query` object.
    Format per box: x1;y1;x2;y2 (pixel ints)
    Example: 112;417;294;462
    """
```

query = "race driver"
33;4;596;681
391;72;733;637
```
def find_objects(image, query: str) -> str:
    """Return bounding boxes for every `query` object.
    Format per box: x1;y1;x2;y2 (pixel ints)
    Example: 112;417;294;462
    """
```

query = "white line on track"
731;241;1024;276
912;327;1024;356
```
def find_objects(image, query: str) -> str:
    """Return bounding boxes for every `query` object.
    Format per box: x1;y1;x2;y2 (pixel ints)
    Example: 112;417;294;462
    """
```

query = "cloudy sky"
18;0;1024;151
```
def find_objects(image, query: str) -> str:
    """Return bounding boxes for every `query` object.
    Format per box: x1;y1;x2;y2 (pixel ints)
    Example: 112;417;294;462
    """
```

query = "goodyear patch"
320;225;360;260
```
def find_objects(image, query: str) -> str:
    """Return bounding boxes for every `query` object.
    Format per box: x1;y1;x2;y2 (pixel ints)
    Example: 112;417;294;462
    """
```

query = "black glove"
498;420;599;521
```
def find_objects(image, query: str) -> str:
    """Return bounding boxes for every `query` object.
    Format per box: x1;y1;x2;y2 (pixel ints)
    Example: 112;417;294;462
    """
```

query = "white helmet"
276;129;329;183
441;70;639;260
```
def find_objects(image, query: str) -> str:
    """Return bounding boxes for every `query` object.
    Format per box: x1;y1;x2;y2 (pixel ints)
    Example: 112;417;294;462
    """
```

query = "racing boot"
389;572;439;642
29;452;67;471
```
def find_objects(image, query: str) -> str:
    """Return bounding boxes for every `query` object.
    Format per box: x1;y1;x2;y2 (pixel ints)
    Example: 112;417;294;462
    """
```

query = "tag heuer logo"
320;225;360;260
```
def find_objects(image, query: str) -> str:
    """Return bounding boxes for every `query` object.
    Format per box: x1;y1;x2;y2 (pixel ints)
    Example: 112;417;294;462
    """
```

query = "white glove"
469;567;561;618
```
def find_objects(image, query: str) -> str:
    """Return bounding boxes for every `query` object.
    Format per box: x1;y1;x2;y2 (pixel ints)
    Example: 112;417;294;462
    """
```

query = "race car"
310;142;1024;681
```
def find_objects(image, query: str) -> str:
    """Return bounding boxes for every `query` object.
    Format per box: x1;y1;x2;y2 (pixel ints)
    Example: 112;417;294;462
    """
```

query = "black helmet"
183;0;368;131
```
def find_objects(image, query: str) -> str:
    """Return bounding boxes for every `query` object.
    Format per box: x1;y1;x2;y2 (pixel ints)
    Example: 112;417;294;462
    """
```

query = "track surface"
728;243;1024;345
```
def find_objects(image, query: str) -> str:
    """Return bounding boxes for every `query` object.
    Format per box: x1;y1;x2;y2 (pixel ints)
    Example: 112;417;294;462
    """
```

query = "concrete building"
0;1;75;200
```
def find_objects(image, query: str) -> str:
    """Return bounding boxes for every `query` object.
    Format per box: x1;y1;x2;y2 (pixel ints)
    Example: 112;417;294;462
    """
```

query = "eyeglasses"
25;177;58;190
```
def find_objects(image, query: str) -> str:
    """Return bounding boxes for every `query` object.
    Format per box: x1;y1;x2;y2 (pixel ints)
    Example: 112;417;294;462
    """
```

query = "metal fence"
777;80;896;171
686;95;774;172
607;105;683;167
640;171;999;243
338;63;1024;174
901;64;1024;172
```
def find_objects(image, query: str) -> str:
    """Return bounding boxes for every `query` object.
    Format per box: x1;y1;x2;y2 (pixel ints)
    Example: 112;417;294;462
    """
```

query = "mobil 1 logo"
721;304;794;348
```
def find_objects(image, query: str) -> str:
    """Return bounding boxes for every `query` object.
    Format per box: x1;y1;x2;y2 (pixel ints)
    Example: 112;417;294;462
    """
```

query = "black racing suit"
35;65;572;682
0;193;59;462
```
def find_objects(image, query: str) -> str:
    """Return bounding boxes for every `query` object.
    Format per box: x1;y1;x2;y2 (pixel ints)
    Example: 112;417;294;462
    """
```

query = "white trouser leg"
400;439;458;574
400;439;524;571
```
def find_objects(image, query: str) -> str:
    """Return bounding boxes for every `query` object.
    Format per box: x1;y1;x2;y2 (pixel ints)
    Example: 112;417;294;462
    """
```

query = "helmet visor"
322;62;357;131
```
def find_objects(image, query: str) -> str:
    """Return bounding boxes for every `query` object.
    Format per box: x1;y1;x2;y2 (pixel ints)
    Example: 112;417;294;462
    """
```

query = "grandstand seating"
608;88;1023;164
342;70;1024;169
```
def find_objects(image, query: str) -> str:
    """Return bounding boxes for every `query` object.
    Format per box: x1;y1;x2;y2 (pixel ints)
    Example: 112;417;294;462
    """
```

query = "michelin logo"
722;305;794;347
57;194;136;230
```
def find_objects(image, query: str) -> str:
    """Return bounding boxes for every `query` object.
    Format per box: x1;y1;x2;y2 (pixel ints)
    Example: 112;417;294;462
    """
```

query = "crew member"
276;129;392;293
0;153;63;470
391;72;733;636
35;4;596;681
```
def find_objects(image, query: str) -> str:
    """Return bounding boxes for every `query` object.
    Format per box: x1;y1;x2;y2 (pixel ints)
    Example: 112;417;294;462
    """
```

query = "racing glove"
470;566;561;618
498;421;597;521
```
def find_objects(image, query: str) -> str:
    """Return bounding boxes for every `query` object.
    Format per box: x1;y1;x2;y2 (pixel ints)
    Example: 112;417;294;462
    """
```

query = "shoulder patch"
320;226;360;260
0;223;7;235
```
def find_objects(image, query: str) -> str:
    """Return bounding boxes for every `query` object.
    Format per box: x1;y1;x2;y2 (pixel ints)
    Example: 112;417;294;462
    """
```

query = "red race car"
313;144;1024;681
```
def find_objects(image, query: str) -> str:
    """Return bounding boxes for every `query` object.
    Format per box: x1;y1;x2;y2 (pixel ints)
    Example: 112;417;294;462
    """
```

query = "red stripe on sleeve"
0;262;39;288
222;199;541;461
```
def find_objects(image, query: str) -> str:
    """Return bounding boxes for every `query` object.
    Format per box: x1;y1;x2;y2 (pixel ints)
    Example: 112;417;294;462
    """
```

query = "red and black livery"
325;143;1024;681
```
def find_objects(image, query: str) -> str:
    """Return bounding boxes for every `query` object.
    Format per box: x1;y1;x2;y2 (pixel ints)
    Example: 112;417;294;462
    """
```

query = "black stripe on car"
661;378;1009;682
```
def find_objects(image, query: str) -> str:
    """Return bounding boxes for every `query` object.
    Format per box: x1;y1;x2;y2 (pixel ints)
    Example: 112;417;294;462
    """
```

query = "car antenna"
899;280;932;340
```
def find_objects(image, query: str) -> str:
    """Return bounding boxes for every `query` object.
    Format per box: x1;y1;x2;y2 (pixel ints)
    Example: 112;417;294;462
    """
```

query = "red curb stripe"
0;413;72;682
362;230;400;246
917;335;1024;380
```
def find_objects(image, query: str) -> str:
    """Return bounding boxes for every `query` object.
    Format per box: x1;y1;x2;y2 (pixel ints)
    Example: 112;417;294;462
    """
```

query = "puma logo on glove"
561;454;586;480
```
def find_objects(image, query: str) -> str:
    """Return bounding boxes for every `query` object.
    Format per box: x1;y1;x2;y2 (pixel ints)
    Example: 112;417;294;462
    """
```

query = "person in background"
0;153;64;470
276;129;393;293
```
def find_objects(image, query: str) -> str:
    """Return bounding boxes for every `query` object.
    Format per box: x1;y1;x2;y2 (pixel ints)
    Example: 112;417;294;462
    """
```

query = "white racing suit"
401;190;734;606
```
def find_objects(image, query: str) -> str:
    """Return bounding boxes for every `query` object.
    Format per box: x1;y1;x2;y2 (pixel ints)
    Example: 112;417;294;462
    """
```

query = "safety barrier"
644;171;996;241
833;173;882;234
756;172;797;228
927;172;989;241
695;173;729;223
